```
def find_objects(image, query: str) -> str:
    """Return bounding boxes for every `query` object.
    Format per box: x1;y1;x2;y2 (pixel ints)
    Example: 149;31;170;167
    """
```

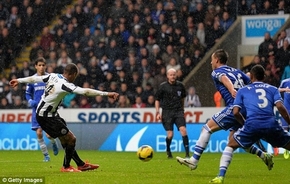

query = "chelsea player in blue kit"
177;49;270;170
210;65;290;183
26;58;59;161
278;78;290;159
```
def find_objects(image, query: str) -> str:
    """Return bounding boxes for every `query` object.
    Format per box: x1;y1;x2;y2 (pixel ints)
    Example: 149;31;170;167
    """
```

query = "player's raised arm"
9;75;50;87
73;87;119;100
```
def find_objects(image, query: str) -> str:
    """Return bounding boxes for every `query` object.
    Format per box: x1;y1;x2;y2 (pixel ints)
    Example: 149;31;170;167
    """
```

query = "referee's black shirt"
155;81;186;110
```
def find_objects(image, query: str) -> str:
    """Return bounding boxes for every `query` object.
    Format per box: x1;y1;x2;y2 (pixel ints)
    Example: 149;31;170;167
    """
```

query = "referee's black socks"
166;137;172;152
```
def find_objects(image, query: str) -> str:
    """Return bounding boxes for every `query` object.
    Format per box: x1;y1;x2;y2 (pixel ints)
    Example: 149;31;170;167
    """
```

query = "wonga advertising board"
241;14;290;45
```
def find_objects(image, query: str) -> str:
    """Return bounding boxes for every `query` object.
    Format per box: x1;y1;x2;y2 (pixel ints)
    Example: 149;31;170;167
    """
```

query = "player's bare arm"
232;106;245;125
220;75;237;98
276;101;290;125
10;76;47;87
73;87;119;100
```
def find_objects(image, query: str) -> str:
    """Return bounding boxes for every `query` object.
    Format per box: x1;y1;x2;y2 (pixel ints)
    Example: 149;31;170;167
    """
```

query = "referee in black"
155;68;190;158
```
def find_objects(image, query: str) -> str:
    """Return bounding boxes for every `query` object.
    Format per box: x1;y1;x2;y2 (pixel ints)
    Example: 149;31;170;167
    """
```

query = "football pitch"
0;150;289;184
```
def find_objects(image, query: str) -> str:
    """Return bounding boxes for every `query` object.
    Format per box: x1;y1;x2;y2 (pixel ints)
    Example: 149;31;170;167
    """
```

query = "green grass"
0;151;289;184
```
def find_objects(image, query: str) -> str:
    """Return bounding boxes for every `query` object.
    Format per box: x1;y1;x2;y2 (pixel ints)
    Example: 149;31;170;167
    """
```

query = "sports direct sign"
241;14;290;45
0;108;221;123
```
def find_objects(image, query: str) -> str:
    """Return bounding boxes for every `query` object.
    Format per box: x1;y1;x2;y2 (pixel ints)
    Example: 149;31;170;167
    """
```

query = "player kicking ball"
9;63;119;172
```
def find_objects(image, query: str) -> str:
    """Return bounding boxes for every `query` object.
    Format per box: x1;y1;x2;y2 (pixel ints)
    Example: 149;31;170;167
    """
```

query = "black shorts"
161;110;186;131
36;115;69;139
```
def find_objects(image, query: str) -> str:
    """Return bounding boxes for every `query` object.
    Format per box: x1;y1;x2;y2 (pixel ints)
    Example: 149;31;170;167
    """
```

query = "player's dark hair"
64;63;78;75
34;57;46;65
250;64;265;81
213;49;228;64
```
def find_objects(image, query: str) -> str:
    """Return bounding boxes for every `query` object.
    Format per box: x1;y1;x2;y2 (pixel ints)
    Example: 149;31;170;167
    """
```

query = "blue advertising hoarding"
0;123;251;153
242;14;290;45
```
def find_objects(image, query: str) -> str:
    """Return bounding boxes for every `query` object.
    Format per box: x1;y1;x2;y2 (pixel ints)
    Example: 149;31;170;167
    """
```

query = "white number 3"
256;89;268;108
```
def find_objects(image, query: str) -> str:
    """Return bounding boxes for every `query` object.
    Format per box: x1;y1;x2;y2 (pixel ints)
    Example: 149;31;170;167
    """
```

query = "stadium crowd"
1;0;290;109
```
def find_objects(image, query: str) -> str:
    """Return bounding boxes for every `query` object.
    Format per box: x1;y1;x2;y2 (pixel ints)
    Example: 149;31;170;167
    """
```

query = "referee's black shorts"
161;109;186;131
36;115;69;138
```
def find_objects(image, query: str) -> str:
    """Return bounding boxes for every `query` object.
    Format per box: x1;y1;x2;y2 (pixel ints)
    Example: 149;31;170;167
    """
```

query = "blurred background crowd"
0;0;290;109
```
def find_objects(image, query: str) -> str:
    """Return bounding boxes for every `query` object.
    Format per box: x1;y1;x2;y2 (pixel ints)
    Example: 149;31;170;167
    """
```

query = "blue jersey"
211;65;250;106
25;74;46;105
233;82;283;128
279;78;290;111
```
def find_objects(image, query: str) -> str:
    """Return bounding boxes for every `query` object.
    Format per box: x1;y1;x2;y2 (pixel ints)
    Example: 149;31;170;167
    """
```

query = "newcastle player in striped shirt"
9;63;119;172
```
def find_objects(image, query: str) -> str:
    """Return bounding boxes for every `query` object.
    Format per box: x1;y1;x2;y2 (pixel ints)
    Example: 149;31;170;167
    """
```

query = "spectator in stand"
191;2;205;24
162;44;179;65
116;94;131;108
219;11;234;32
184;86;201;108
132;95;146;108
153;65;167;92
87;56;105;89
214;90;224;107
238;0;248;15
91;95;108;108
105;39;124;62
63;23;78;50
151;2;165;25
276;39;290;77
265;56;281;87
188;36;205;58
40;26;54;55
181;57;195;77
79;97;91;108
146;94;155;108
260;0;274;15
18;61;34;78
275;0;289;14
258;32;277;61
6;6;19;28
166;57;181;71
0;96;12;109
12;95;27;109
205;21;224;50
0;27;15;68
248;2;260;15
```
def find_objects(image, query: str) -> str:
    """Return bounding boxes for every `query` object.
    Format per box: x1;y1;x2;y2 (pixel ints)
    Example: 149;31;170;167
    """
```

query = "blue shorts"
211;106;243;131
31;110;41;131
234;121;290;148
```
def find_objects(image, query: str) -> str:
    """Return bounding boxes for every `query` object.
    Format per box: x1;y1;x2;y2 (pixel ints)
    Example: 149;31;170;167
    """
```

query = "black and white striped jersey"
17;73;108;117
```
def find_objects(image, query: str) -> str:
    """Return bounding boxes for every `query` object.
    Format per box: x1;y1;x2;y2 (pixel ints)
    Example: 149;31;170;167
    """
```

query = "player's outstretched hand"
9;79;19;88
108;92;119;101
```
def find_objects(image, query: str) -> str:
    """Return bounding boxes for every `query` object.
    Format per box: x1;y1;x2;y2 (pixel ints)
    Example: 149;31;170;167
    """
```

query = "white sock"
218;146;234;177
38;138;49;156
192;126;211;165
